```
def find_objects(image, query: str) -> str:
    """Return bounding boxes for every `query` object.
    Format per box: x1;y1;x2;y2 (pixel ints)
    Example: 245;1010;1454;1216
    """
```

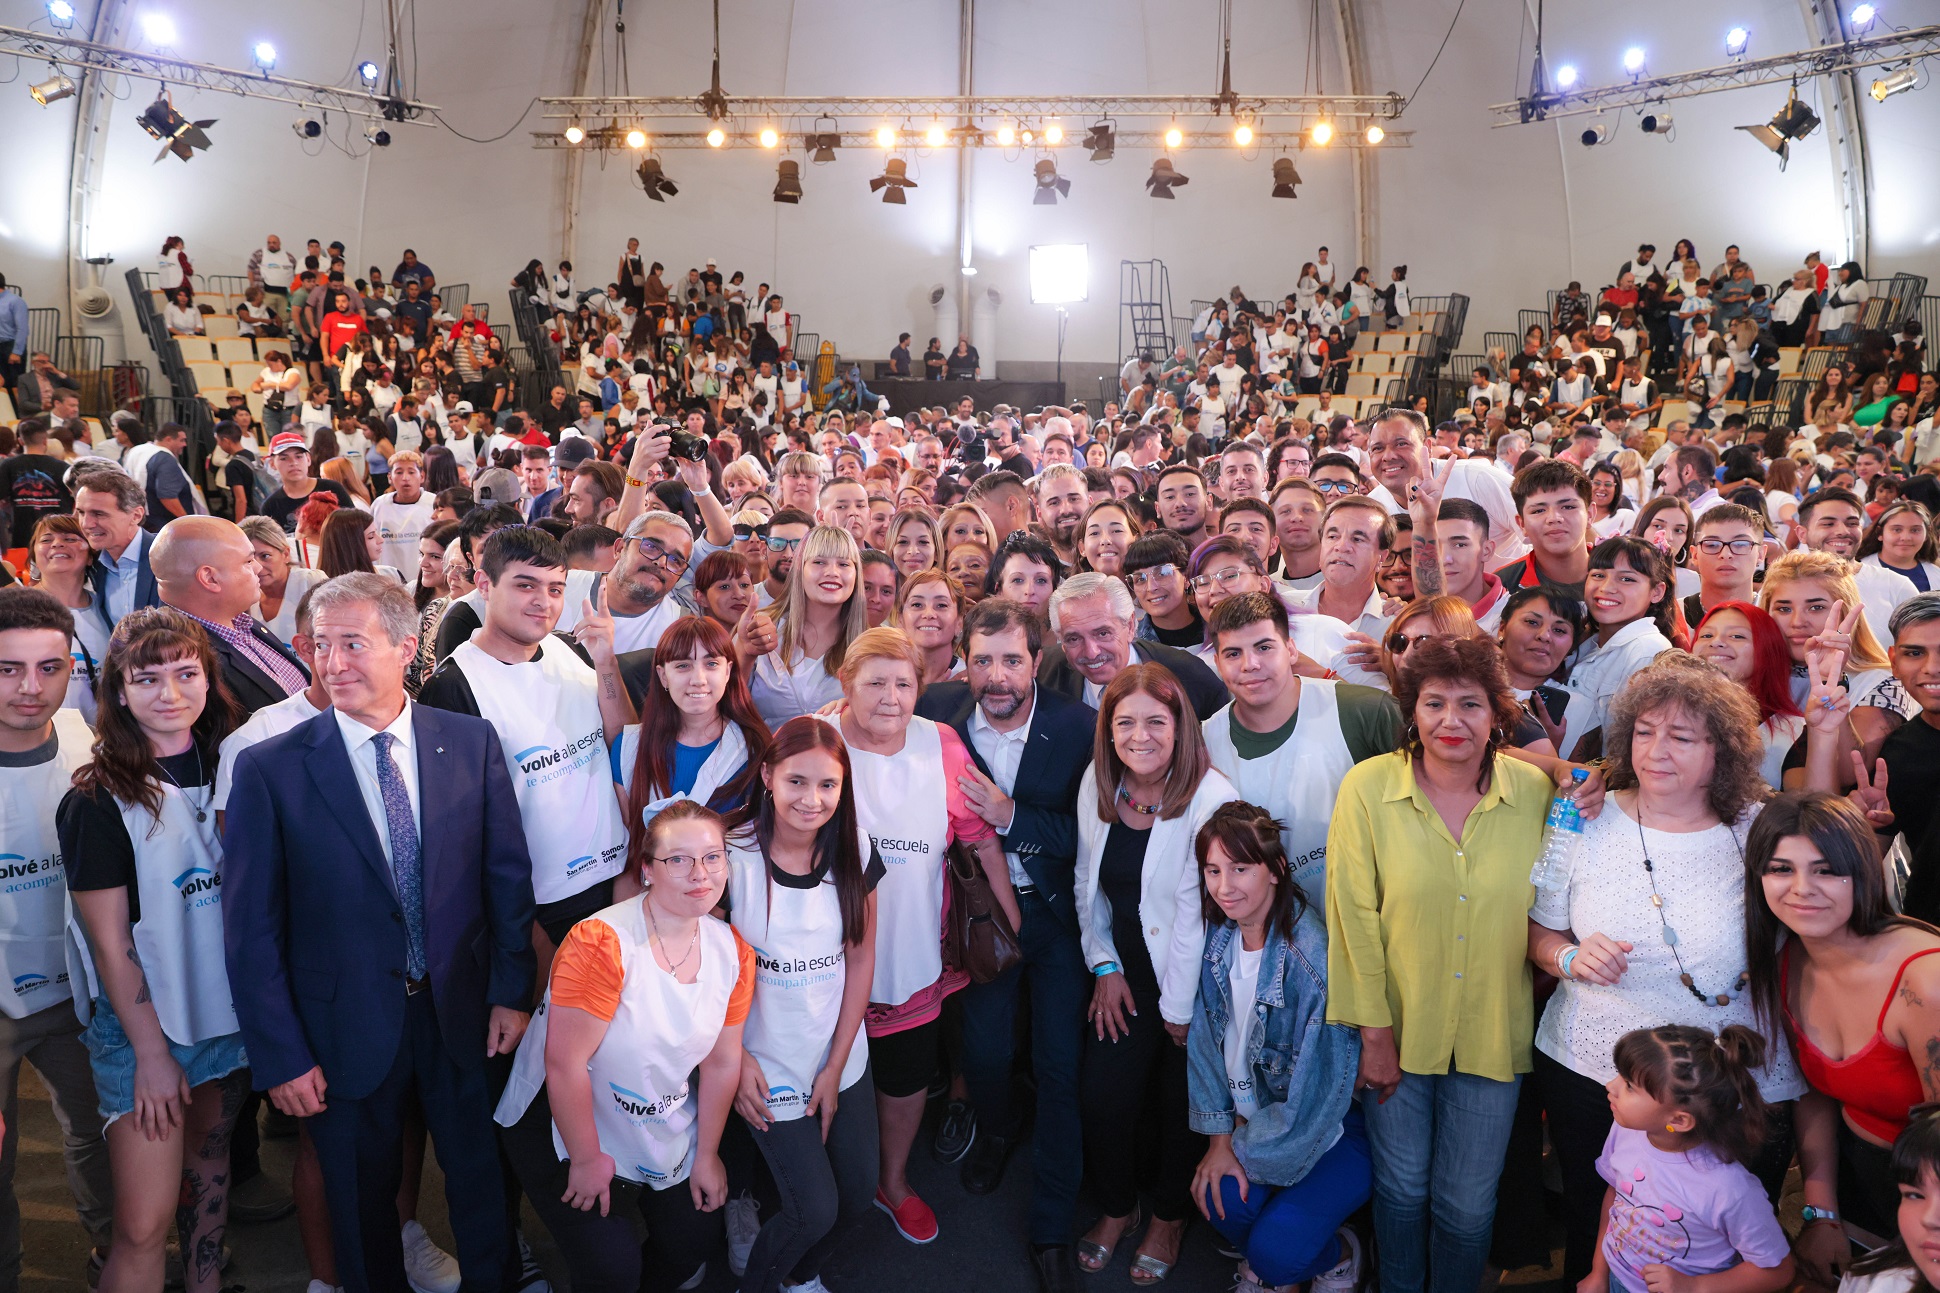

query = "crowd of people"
3;240;1940;1293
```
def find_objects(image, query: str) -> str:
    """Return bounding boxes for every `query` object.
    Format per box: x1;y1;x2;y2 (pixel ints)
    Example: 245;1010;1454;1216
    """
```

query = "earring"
1665;1122;1676;1132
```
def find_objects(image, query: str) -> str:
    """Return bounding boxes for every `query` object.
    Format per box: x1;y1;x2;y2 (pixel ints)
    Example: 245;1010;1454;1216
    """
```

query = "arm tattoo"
1411;535;1444;598
1903;982;1925;1009
1924;1037;1940;1099
126;945;152;1005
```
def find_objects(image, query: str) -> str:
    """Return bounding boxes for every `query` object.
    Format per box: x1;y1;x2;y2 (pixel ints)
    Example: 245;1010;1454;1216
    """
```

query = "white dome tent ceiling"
0;0;1934;368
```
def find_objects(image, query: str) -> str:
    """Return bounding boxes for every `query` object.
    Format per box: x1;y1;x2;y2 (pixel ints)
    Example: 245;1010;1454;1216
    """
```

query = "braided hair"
1611;1024;1769;1165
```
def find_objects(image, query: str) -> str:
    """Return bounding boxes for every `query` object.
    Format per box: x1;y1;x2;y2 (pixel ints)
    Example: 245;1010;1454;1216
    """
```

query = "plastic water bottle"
1530;768;1589;891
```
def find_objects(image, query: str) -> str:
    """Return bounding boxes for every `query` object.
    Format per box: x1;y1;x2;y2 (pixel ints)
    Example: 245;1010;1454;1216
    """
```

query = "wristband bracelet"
691;485;713;498
1093;961;1120;977
625;474;648;488
1558;946;1580;979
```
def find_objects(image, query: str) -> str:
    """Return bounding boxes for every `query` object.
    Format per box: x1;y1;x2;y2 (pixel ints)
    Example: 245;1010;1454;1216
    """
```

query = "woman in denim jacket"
1188;802;1372;1293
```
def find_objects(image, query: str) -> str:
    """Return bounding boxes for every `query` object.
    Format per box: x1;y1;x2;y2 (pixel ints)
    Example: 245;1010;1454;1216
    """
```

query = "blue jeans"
1204;1107;1372;1286
957;887;1088;1246
1361;1070;1522;1293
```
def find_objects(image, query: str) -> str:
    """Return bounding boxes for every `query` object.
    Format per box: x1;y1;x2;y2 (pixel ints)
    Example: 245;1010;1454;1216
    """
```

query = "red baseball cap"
269;432;308;455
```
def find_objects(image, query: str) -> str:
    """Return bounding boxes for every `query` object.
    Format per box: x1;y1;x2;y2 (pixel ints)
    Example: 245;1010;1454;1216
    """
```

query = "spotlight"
1725;26;1750;56
1622;47;1647;74
1581;121;1613;145
1737;90;1819;166
875;125;896;148
923;122;945;147
637;156;678;200
625;127;647;149
1555;64;1579;89
564;123;585;144
140;13;176;46
869;157;916;204
30;73;76;105
357;60;381;84
1145;156;1188;198
253;41;276;70
1163;123;1184;148
136;93;215;163
807;131;839;162
1271;156;1301;199
1872;65;1919;101
363;122;390;146
1850;3;1878;30
1233;122;1254;146
996;123;1016;147
757;126;779;148
1020;129;1034;146
291;116;321;139
46;0;74;27
1310;121;1333;146
960;266;978;277
1083;121;1114;161
1032;157;1070;205
1043;121;1064;145
773;158;802;203
1365;124;1385;144
706;126;726;147
1641;113;1674;134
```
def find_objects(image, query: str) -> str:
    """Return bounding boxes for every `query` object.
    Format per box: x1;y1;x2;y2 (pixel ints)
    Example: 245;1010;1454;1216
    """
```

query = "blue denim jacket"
1187;907;1361;1186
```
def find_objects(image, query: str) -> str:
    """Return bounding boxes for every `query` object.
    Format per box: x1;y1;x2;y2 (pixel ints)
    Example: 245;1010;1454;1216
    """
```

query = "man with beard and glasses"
1033;465;1089;572
914;599;1096;1293
754;507;813;610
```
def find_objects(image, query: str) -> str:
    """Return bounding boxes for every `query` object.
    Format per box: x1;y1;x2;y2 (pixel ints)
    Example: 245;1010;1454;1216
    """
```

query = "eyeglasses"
1311;479;1357;495
624;536;689;570
1696;537;1759;556
653;851;730;877
1378;549;1410;569
764;535;803;553
1387;630;1434;654
733;524;770;540
1189;567;1253;592
1127;564;1179;588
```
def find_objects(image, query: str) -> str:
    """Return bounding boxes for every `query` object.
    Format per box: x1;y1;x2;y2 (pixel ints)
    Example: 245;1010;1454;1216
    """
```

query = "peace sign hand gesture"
1802;647;1853;736
1804;599;1863;685
574;578;617;668
1849;750;1894;831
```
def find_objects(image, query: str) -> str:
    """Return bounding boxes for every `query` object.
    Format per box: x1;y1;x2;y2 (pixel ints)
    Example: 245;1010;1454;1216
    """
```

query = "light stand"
1056;306;1068;390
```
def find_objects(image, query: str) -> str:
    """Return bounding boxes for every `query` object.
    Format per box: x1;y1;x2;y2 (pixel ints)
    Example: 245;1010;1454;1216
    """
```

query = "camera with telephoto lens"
666;428;710;461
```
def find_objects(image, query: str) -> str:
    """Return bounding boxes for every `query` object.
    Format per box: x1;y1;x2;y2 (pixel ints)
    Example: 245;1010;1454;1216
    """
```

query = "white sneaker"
514;1232;553;1293
1229;1264;1270;1293
784;1278;831;1293
726;1192;761;1276
306;1281;344;1293
1309;1227;1364;1293
402;1220;462;1293
676;1262;706;1291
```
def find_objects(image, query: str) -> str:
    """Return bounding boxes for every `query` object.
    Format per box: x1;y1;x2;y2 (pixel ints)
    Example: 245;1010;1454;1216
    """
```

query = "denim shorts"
84;996;248;1124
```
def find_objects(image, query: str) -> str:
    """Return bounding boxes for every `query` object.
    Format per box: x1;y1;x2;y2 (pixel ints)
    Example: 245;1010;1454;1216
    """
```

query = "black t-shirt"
141;452;196;533
889;345;911;376
1885;718;1940;923
1149;612;1205;650
432;599;483;662
416;633;594;713
1099;820;1158;995
0;452;73;547
58;747;213;926
946;347;979;378
923;348;945;379
262;480;355;533
215;456;259;520
480;367;512;407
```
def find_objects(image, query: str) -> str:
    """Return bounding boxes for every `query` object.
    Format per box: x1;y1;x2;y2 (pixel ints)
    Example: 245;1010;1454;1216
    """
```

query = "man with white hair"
606;509;697;652
1038;572;1228;719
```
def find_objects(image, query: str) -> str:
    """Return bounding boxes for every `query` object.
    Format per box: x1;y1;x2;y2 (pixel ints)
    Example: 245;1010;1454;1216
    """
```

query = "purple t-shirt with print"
1596;1124;1790;1289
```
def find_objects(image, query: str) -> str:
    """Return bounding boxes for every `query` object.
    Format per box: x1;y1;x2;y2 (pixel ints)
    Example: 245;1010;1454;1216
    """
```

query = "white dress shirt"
967;690;1036;888
99;532;149;627
334;702;422;869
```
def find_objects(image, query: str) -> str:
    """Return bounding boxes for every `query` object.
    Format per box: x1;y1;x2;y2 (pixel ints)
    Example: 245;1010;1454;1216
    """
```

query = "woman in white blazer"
1072;662;1239;1283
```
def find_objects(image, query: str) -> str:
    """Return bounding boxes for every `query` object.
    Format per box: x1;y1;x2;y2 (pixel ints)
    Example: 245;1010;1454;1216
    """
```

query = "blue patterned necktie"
371;732;427;980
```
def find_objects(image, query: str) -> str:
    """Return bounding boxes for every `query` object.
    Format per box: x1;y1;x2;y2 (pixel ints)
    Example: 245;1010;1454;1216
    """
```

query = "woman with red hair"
1692;601;1807;789
619;614;771;827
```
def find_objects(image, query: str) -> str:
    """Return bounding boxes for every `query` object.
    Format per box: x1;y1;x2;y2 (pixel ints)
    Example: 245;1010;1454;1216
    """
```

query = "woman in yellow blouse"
1325;636;1552;1293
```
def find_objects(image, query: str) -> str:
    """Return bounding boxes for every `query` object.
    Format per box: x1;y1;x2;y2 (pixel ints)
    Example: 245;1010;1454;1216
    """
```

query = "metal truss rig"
532;127;1413;150
1489;25;1940;125
0;24;440;122
540;93;1406;125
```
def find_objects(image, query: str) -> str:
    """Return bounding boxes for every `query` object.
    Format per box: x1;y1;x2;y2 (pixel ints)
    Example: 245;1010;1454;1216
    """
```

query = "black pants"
502;1084;722;1293
740;1068;880;1293
1079;987;1203;1223
1535;1051;1796;1284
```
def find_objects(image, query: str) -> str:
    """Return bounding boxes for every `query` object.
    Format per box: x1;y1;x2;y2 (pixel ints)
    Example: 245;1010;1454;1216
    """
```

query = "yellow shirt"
1325;750;1551;1082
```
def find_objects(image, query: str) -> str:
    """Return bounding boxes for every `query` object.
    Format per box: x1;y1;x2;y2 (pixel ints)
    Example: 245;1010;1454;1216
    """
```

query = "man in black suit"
915;599;1096;1293
1040;572;1229;720
152;516;309;714
223;573;535;1293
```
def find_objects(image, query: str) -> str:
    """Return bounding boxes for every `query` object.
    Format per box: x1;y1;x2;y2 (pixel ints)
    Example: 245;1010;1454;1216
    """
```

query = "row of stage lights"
568;118;1386;151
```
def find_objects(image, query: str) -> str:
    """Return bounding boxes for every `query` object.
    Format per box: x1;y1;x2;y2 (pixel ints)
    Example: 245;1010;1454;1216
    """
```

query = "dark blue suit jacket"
523;488;560;524
222;704;537;1100
915;682;1095;932
85;529;160;636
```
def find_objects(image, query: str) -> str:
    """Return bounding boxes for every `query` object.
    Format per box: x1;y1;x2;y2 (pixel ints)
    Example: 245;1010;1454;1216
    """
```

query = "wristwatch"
1800;1206;1839;1226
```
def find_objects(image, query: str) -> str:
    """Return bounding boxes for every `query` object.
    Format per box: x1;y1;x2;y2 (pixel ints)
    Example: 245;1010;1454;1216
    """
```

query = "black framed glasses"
1387;630;1434;654
733;524;771;540
624;536;689;570
1311;478;1357;495
1696;537;1759;556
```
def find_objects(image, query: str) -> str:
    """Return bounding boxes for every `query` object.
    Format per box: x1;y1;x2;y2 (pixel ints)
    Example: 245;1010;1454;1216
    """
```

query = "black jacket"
202;613;310;715
1036;639;1229;722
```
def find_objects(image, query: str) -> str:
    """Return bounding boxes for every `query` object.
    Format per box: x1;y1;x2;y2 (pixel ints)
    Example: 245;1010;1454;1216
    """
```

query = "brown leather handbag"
943;840;1023;984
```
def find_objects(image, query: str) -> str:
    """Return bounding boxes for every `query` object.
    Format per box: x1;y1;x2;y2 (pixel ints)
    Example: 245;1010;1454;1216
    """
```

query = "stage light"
1737;90;1819;167
1850;4;1878;30
638;157;678;200
1581;122;1613;145
773;159;802;203
140;13;177;46
1028;244;1088;305
1641;113;1674;134
807;130;839;162
1271;157;1301;198
925;123;946;147
960;266;979;276
1725;27;1750;56
1555;65;1579;89
31;73;76;105
996;123;1016;147
1032;157;1070;205
1083;121;1114;161
875;125;896;148
869;157;916;204
1021;129;1034;145
1622;47;1647;74
1163;123;1184;148
625;127;647;149
1145;156;1188;198
1872;65;1919;100
1043;121;1064;145
706;126;726;147
291;116;321;139
253;42;276;69
1365;124;1385;144
1233;122;1254;146
357;60;381;84
46;0;75;27
564;123;585;144
364;122;390;146
758;126;780;148
137;93;215;162
1310;121;1333;146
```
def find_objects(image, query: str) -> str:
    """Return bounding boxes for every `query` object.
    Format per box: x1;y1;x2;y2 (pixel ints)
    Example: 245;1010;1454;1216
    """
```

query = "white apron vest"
453;638;627;905
839;717;950;1007
617;721;749;815
496;900;741;1189
0;710;92;1017
66;783;238;1045
1203;679;1355;897
726;837;869;1120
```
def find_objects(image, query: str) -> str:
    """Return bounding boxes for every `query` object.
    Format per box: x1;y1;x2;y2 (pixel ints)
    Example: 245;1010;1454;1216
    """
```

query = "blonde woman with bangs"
747;525;869;728
1759;550;1909;774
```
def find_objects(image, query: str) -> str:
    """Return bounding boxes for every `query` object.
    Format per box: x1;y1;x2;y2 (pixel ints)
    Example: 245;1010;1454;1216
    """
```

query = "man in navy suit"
75;469;161;634
915;598;1096;1293
1039;573;1229;721
517;444;560;523
223;573;536;1293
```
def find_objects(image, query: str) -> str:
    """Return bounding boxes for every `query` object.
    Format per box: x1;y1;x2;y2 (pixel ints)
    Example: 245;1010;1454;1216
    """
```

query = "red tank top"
1781;942;1940;1142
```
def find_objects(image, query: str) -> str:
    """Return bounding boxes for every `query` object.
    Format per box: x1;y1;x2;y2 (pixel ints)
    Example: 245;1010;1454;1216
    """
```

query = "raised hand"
1850;750;1894;830
574;578;616;666
1804;599;1863;685
1802;648;1853;736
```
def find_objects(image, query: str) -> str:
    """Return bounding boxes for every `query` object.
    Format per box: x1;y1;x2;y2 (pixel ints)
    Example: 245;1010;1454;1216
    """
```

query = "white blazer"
1860;552;1940;597
1074;766;1239;1026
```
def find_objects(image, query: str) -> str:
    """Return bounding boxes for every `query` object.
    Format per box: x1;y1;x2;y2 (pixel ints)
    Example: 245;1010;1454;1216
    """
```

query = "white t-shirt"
369;492;435;575
1222;940;1265;1119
